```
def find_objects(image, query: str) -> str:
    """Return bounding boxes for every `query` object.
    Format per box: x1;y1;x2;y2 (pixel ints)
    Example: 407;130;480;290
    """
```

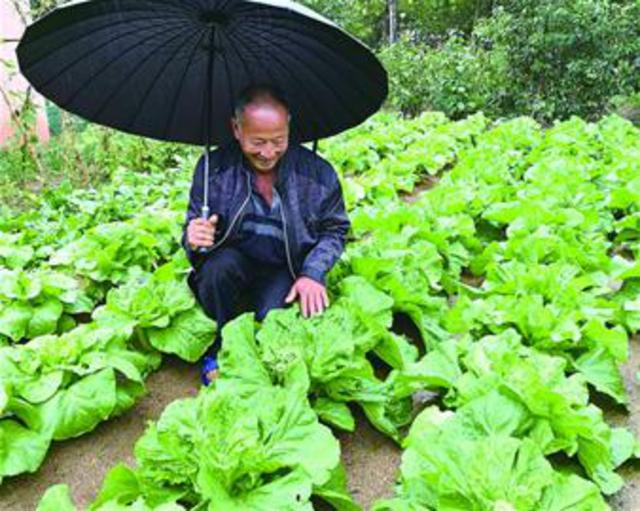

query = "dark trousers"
188;247;294;357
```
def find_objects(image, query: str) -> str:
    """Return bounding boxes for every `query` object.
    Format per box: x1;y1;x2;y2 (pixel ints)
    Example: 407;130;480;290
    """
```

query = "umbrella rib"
223;27;279;99
233;5;355;46
217;24;281;134
252;24;373;131
216;26;258;105
60;22;192;110
236;23;357;137
198;28;215;145
245;18;381;105
218;17;256;86
235;5;353;41
27;3;192;46
236;4;384;84
92;24;197;123
34;17;190;90
223;26;329;141
216;30;238;126
23;14;189;73
216;0;236;14
125;26;207;132
162;27;210;140
154;0;201;16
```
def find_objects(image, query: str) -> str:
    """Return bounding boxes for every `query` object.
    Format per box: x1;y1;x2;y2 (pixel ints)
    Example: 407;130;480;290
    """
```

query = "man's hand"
285;277;329;318
187;214;218;250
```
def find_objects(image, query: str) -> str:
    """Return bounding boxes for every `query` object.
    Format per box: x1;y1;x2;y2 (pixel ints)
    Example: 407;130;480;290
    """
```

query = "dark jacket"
182;141;351;285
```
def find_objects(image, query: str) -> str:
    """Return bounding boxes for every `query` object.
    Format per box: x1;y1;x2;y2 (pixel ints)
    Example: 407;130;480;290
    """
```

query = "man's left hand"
285;277;329;318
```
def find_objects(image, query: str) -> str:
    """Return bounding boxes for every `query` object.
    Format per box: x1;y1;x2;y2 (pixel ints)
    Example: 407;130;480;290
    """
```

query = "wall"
0;0;50;146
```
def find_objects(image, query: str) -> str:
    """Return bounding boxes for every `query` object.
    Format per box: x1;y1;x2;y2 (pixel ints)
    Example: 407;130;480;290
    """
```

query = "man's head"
231;85;290;175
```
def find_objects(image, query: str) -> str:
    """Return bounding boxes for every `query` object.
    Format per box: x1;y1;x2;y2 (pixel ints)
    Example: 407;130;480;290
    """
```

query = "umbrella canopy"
16;0;388;146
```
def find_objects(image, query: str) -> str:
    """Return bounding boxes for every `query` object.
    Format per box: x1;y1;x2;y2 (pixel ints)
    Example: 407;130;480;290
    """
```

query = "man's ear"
231;117;241;141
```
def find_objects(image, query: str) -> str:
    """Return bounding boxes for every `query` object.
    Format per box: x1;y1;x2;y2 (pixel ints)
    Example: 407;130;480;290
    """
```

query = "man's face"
232;102;290;175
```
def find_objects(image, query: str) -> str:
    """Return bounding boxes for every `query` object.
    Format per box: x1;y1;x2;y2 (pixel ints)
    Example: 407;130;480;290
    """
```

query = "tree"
400;0;495;37
299;0;387;48
479;0;640;121
388;0;399;43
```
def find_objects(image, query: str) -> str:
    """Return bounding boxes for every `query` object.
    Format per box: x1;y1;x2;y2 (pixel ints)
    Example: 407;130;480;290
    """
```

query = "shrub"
381;0;640;123
380;36;509;119
399;0;494;36
476;0;640;122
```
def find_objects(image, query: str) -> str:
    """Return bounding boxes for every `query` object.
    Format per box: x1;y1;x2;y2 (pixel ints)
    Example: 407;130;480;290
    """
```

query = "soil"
0;341;638;511
603;336;640;511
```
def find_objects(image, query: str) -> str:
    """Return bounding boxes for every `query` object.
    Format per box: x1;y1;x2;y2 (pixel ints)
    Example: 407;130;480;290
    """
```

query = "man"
183;85;351;384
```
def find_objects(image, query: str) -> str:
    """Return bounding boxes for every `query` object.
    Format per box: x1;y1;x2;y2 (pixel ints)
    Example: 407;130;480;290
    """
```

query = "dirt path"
605;336;640;510
1;340;638;511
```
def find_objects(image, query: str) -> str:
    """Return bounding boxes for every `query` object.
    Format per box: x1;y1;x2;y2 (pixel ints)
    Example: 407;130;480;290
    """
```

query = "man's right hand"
187;214;218;250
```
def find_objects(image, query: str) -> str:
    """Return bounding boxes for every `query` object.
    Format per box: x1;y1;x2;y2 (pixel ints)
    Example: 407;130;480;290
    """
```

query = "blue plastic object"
200;355;219;386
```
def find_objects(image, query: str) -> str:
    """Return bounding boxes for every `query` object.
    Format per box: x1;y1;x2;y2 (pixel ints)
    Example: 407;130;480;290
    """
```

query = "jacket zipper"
274;187;297;281
209;172;251;251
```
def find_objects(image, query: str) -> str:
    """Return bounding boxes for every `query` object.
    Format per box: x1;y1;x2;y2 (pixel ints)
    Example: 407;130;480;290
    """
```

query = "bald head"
234;92;290;126
231;86;291;175
233;85;290;125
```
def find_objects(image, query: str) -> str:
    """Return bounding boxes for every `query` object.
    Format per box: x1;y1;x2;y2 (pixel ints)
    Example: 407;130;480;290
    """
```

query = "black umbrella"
16;0;388;146
17;0;387;223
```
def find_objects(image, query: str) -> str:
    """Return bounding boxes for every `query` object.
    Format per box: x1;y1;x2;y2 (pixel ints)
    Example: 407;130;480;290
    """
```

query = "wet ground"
1;340;638;511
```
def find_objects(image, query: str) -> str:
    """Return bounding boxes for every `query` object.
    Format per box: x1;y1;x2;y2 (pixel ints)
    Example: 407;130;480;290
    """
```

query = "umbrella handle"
198;27;214;257
198;146;213;254
198;222;212;254
197;205;213;254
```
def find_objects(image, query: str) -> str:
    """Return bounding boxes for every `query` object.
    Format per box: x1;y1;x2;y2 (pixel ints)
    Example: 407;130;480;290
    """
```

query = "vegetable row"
28;113;640;509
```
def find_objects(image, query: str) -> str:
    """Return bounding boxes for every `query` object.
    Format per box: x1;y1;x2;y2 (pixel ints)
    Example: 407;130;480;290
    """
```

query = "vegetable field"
2;112;640;510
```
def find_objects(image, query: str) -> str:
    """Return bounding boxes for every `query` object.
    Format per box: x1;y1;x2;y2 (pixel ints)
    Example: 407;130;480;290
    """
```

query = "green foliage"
298;0;387;47
377;0;640;122
0;324;158;481
0;269;93;343
375;397;611;509
39;386;353;510
475;0;640;122
217;277;418;441
300;0;494;44
0;257;216;481
29;0;71;19
49;209;183;287
380;36;509;118
321;110;487;207
0;167;191;269
380;0;640;123
0;121;195;212
5;112;640;506
93;263;216;362
400;0;495;35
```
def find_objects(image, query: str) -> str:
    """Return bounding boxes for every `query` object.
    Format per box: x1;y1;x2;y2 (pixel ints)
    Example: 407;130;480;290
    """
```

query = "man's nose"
261;145;276;159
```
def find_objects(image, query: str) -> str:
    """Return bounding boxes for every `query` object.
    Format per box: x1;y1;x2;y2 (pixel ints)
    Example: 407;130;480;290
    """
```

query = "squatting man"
182;85;350;383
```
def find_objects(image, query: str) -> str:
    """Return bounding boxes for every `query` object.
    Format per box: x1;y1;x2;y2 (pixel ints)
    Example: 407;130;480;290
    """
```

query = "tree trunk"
388;0;398;43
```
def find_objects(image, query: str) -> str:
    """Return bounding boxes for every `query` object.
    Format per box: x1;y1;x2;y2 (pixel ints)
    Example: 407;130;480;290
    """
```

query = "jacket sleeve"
182;154;206;268
299;167;351;285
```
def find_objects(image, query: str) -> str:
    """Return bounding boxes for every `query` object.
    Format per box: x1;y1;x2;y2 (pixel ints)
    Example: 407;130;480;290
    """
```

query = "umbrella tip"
200;11;229;27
